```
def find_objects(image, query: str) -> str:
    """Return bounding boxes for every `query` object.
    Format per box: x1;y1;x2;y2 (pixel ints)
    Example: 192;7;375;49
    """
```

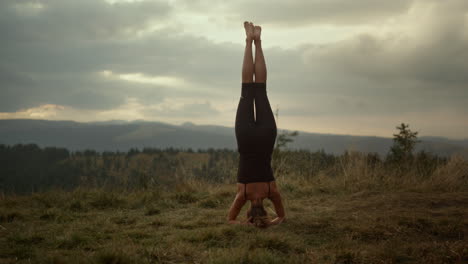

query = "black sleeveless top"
237;152;275;184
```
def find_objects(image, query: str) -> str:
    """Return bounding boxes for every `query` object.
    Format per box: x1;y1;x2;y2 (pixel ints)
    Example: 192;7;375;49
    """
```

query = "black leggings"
235;83;277;183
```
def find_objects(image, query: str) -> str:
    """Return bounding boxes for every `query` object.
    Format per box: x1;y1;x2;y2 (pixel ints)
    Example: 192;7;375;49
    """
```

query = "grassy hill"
1;152;467;263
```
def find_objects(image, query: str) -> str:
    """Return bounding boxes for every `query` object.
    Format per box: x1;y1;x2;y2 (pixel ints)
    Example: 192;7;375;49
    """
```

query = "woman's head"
247;200;269;228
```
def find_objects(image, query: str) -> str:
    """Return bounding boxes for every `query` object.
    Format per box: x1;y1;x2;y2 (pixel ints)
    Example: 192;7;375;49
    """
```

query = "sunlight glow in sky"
100;70;185;87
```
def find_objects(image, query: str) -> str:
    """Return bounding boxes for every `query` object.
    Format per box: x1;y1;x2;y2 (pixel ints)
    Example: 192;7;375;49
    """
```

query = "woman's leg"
238;21;255;124
253;26;275;127
242;22;254;83
253;25;277;150
253;26;266;83
235;22;256;152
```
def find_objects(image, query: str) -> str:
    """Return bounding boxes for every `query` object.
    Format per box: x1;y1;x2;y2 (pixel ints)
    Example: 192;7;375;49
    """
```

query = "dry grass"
0;154;467;263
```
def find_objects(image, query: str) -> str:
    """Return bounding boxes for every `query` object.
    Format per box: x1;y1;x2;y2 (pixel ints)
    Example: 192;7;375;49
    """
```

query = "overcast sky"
1;0;467;139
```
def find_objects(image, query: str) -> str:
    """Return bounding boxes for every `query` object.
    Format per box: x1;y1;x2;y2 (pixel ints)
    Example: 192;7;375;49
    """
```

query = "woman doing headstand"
227;21;285;228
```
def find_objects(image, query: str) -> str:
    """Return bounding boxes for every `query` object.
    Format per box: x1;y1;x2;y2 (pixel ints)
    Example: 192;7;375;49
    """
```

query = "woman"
227;22;286;228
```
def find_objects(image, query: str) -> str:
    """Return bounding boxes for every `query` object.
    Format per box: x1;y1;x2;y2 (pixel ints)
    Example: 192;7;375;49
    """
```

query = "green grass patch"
0;186;466;263
172;192;200;204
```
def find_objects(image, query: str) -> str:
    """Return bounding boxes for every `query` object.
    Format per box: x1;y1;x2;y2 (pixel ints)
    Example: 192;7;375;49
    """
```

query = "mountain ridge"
0;119;467;157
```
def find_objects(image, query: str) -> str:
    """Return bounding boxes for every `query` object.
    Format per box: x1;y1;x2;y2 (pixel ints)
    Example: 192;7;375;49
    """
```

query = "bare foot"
254;25;261;42
244;21;254;41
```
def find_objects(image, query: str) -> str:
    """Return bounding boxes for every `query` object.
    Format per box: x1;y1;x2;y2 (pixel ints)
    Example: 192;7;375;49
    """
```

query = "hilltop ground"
1;179;467;263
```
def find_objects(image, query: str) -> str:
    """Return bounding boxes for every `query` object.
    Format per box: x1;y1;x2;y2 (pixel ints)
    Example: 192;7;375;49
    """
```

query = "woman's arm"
227;192;247;224
268;191;285;225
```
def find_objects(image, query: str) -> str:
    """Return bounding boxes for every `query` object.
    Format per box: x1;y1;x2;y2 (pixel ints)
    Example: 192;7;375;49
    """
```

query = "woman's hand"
269;217;285;226
228;217;254;226
242;217;254;226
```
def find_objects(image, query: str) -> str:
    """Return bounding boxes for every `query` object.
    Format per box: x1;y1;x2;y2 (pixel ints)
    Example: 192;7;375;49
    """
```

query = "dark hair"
247;204;269;228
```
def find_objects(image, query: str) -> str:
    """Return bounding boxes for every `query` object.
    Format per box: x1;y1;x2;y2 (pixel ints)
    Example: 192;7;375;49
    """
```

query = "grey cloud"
285;1;468;117
175;0;413;26
181;102;220;117
301;1;468;87
0;67;39;111
0;0;467;138
0;67;34;87
0;71;138;111
305;34;468;87
0;0;237;111
144;101;220;118
0;0;171;41
238;0;413;26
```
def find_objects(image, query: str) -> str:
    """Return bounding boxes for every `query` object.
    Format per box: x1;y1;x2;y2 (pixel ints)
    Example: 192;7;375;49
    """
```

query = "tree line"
0;123;448;194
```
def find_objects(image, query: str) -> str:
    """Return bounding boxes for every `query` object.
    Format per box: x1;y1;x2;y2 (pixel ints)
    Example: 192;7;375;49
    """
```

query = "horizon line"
1;118;467;141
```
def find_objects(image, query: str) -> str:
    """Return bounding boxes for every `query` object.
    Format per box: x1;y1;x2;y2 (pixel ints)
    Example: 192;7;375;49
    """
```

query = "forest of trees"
0;123;455;193
0;141;446;194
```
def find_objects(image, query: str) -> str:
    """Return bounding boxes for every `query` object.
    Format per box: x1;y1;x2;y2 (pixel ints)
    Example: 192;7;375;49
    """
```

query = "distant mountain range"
1;119;467;157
